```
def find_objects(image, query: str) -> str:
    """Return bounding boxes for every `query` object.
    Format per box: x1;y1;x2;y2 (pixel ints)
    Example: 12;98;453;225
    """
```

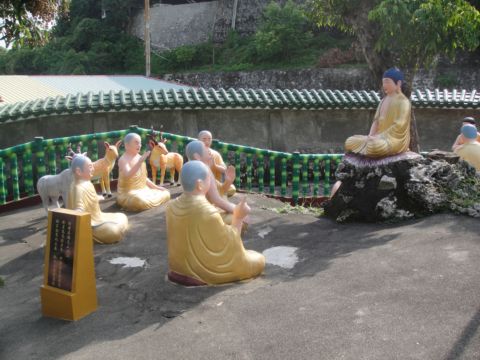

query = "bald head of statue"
180;160;210;194
123;132;142;155
185;140;207;161
71;154;93;181
461;124;478;141
198;130;213;148
124;132;141;144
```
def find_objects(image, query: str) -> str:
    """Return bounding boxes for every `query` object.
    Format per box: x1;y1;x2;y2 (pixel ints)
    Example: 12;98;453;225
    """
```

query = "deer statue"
37;143;85;213
148;132;183;186
91;140;122;198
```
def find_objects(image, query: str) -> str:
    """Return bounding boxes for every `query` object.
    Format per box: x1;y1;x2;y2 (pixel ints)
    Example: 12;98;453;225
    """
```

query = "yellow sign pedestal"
40;209;97;321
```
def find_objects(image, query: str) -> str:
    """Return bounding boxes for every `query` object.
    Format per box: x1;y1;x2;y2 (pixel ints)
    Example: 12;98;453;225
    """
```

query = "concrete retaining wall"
163;67;480;91
131;2;219;51
2;108;479;153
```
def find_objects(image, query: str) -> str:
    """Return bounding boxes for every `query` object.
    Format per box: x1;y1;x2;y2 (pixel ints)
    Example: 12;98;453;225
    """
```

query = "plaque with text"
41;209;97;321
47;211;76;291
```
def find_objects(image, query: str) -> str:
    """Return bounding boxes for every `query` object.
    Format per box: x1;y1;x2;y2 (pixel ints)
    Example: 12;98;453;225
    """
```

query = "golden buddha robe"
67;179;128;244
454;142;480;171
211;148;236;197
117;162;170;212
166;194;265;285
345;93;411;158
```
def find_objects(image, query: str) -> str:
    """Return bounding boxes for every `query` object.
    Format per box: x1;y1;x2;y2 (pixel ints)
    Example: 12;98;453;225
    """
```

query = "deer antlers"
65;142;87;161
149;127;167;145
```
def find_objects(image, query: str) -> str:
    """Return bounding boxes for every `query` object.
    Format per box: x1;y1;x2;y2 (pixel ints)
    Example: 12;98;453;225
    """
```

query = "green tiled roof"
0;88;478;123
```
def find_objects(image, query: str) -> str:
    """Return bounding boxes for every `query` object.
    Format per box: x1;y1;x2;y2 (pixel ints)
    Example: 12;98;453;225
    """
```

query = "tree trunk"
346;14;393;87
403;68;421;153
409;110;421;153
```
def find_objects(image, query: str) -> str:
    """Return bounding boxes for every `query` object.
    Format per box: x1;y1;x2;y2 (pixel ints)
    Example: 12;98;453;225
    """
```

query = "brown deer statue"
148;133;183;186
91;140;122;197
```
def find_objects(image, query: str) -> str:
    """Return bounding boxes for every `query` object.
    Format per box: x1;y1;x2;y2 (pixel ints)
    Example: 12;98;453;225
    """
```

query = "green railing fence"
0;126;343;207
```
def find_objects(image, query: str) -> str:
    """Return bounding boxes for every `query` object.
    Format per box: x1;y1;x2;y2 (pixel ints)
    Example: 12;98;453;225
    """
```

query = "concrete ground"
1;188;480;360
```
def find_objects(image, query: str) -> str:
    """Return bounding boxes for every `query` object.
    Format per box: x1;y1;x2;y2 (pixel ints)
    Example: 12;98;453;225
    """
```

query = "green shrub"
254;0;313;61
436;73;459;88
174;46;196;68
71;18;103;52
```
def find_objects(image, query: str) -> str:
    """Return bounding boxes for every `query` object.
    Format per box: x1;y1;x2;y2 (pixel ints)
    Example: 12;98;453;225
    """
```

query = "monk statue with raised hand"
166;160;265;286
67;155;128;244
198;130;236;197
454;124;480;171
185;140;238;220
117;133;170;211
345;68;412;158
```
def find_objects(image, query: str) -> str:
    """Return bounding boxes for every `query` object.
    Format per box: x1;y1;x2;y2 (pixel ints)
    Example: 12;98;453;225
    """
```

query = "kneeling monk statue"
166;161;265;286
198;130;236;197
345;68;412;158
68;155;128;244
117;133;170;211
454;124;480;171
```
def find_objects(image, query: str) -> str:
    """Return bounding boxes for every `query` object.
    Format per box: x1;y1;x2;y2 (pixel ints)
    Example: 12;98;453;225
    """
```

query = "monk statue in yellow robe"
452;117;480;151
454;124;480;171
117;133;170;211
185;140;240;226
67;155;128;244
198;130;236;197
166;160;265;286
345;68;412;158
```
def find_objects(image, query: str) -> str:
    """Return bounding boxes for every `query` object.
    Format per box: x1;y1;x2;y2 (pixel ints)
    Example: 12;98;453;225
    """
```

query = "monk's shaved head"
180;161;209;192
198;130;212;139
185;140;206;161
461;124;478;140
124;133;141;144
71;154;90;173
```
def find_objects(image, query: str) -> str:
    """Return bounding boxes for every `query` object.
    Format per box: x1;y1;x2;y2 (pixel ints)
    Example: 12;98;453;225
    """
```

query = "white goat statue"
36;143;85;213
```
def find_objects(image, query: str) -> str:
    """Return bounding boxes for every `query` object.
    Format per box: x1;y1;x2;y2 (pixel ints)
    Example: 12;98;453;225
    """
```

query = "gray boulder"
324;151;480;222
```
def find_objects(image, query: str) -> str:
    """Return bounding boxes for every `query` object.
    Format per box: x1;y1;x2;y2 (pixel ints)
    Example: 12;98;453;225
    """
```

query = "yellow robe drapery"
166;194;265;285
211;148;236;197
345;93;411;158
67;179;128;244
210;149;225;181
117;162;170;211
455;142;480;171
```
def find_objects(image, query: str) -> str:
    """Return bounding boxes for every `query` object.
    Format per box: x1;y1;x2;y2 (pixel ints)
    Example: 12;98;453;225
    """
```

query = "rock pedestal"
324;151;480;222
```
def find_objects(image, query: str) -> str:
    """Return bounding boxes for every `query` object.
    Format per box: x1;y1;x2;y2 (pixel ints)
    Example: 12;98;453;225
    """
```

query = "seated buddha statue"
345;68;412;158
117;133;170;212
67;155;128;244
166;160;265;286
198;130;236;197
454;124;480;171
185;140;238;224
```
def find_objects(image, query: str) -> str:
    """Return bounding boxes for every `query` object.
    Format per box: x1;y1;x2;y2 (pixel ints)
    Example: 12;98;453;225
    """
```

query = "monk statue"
198;130;236;197
452;117;480;151
185;140;238;222
166;160;265;286
454;124;480;171
345;68;412;158
67;155;129;244
117;133;170;211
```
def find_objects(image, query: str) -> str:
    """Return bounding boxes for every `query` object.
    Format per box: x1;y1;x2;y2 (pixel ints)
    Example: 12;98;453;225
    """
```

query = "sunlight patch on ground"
109;257;146;268
262;246;299;269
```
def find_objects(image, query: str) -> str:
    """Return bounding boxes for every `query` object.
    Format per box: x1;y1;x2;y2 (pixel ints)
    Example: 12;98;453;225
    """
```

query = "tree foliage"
309;0;480;83
253;0;313;61
0;0;146;74
0;0;70;48
369;0;480;78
